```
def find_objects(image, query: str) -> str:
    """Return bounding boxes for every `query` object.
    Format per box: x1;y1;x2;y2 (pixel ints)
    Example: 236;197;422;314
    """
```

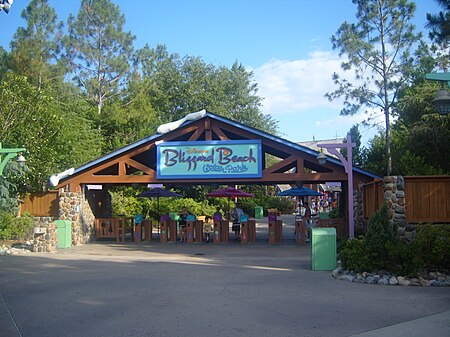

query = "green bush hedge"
338;205;450;276
0;211;34;241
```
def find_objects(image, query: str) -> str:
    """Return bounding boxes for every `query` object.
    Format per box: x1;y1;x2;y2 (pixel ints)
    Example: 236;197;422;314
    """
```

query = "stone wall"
32;217;57;252
383;176;410;241
356;176;411;241
81;197;96;243
354;186;364;232
59;190;96;245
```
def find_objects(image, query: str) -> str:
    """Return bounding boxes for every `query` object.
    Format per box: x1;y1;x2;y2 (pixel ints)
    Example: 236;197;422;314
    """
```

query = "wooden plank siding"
362;179;384;220
20;191;59;217
404;176;450;223
363;176;450;223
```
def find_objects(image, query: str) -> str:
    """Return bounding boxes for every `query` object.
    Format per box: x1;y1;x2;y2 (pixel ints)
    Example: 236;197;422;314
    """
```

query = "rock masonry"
59;191;96;245
383;176;411;241
31;217;57;252
332;265;450;287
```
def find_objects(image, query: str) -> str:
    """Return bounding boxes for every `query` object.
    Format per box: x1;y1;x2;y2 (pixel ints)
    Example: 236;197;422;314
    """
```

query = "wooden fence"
20;176;450;225
20;191;59;217
363;176;450;223
362;179;384;219
404;176;450;223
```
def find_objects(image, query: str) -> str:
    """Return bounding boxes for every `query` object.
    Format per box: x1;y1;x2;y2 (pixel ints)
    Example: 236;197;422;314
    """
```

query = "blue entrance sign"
157;140;262;179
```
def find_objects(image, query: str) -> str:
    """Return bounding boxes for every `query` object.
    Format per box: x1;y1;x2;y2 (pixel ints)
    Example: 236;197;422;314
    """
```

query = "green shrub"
385;241;422;277
339;205;450;275
328;207;339;218
12;213;34;240
338;237;371;272
364;204;398;270
0;211;34;241
412;223;450;272
0;210;15;240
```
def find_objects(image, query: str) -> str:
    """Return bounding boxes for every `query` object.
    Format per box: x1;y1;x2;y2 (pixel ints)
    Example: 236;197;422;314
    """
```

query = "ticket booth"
142;219;152;241
247;220;256;243
241;220;256;244
241;221;249;244
268;220;282;244
133;214;143;242
160;221;168;243
214;220;221;243
194;220;203;242
186;221;195;243
214;220;229;243
168;220;177;242
133;222;143;242
295;215;305;244
221;220;229;242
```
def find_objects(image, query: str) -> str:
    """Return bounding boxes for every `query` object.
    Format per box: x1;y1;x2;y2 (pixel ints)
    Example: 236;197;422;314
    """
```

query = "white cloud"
251;51;386;145
253;51;346;114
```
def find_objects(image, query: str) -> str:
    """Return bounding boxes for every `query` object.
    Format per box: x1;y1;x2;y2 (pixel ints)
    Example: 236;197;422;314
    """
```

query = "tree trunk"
385;107;392;176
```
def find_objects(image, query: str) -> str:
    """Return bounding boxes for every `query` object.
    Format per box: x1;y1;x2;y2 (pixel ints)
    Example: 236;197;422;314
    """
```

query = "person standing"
231;204;244;240
213;207;223;221
303;202;312;219
203;216;213;243
178;206;189;242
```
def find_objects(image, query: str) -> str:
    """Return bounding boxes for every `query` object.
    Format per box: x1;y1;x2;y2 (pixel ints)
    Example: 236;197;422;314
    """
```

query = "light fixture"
432;88;450;115
0;143;26;176
316;149;327;165
17;154;27;168
425;73;450;115
0;0;13;14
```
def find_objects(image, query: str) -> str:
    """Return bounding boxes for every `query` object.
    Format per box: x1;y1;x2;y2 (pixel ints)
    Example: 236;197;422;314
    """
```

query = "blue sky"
0;0;440;146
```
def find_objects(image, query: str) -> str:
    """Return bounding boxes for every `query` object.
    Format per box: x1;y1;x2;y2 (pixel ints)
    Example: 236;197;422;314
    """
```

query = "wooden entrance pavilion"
54;111;379;243
56;112;378;191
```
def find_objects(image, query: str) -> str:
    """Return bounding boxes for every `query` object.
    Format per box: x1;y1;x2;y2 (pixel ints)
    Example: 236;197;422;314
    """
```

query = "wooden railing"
95;218;126;242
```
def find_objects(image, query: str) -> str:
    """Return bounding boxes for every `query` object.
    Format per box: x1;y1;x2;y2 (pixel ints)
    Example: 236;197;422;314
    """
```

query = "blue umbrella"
137;188;181;218
276;187;324;197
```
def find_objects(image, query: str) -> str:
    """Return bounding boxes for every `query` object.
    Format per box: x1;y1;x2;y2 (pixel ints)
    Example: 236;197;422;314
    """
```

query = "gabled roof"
56;111;380;190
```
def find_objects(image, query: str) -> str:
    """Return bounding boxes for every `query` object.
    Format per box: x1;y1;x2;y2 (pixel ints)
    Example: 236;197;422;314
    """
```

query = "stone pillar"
81;196;96;243
59;191;83;245
383;176;409;241
32;217;57;252
354;184;364;233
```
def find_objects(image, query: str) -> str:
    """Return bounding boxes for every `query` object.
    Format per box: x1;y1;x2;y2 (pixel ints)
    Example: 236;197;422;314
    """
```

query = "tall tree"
99;71;161;152
426;0;450;70
396;81;449;173
215;62;278;134
134;44;278;135
64;0;135;115
9;0;64;91
341;125;364;167
0;73;102;192
426;0;450;46
326;0;422;175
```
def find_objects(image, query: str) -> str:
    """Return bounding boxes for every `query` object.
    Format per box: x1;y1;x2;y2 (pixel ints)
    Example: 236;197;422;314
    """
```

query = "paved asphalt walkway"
1;215;449;336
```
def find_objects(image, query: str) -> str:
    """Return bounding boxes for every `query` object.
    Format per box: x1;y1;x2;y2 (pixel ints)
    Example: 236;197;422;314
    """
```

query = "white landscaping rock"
389;276;399;285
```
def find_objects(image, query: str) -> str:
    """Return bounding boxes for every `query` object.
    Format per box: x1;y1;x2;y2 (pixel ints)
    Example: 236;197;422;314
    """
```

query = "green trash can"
55;220;72;249
311;227;336;271
254;206;263;219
